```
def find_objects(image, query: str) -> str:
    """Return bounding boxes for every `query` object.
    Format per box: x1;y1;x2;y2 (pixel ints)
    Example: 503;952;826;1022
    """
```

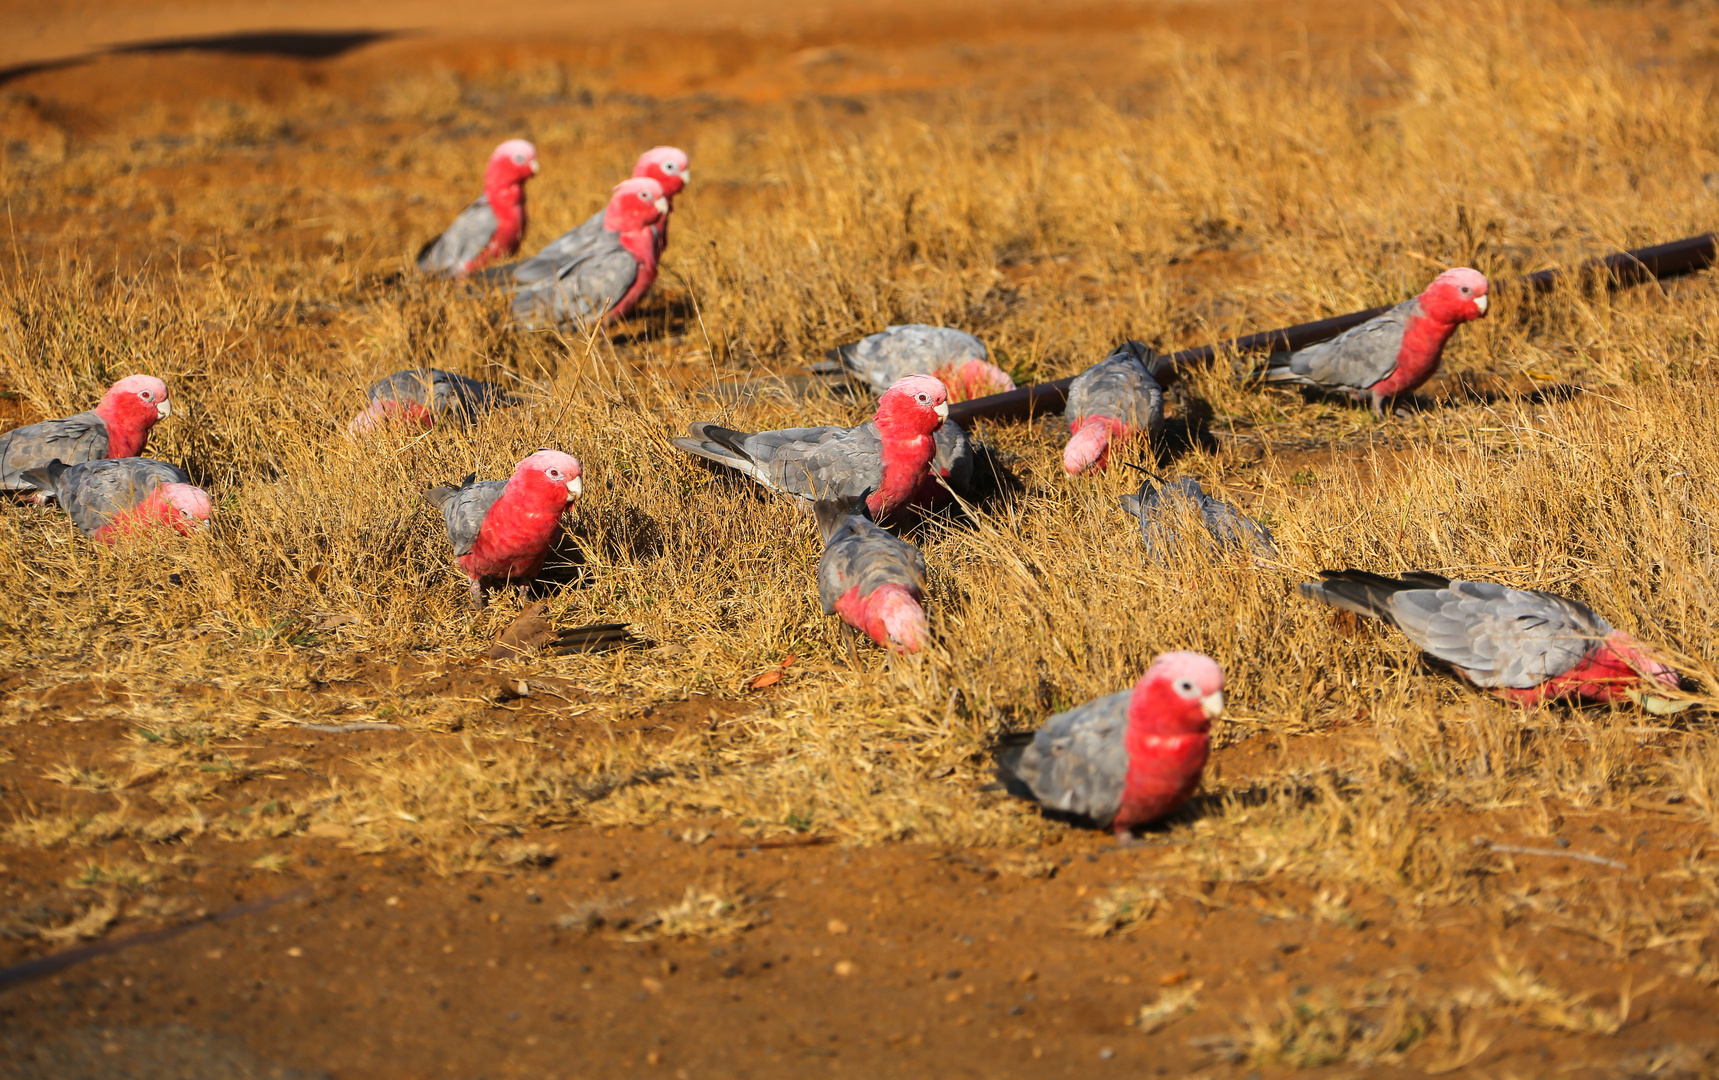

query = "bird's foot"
1112;829;1137;850
468;581;488;610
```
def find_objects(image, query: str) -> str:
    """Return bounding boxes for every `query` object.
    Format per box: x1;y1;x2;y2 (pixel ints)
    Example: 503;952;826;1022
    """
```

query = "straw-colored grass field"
3;0;1719;1075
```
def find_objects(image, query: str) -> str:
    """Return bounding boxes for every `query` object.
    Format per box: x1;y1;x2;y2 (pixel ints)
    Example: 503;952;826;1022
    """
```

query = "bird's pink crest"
514;449;583;498
873;585;928;652
633;146;689;198
106;375;169;406
876;375;951;438
486;139;539;185
159;483;213;529
1062;416;1121;475
605;177;669;233
1420;267;1490;323
1131;651;1225;735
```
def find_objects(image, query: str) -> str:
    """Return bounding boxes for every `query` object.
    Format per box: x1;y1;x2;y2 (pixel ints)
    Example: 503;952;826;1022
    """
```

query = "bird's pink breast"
94;396;159;458
1490;636;1674;705
868;432;936;517
460;486;568;583
1369;313;1458;398
1115;732;1209;828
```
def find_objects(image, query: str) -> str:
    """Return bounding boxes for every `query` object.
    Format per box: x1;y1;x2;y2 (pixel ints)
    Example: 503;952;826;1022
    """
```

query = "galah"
631;146;688;255
813;500;929;654
0;375;172;492
509;178;667;328
1121;473;1276;561
1299;569;1679;705
910;419;976;513
417;139;539;279
671;375;950;520
1063;342;1164;475
499;146;688;287
423;449;583;607
348;368;521;435
1256;268;1490;414
814;325;1015;401
995;652;1225;842
19;457;210;542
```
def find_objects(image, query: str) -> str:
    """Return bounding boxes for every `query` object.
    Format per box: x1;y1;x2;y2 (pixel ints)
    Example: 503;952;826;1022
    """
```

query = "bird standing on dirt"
995;652;1225;843
416;139;539;279
424;450;583;608
1255;268;1489;415
672;375;950;521
1299;569;1678;705
1063;342;1164;475
0;375;172;492
19;457;210;541
499;147;688;287
347;369;520;435
815;325;1015;402
508;178;668;329
1121;473;1276;561
813;499;929;655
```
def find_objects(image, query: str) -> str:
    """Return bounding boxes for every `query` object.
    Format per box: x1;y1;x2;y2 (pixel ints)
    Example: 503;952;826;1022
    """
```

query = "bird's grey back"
417;194;498;276
0;411;109;489
931;420;973;493
506;208;608;286
1125;477;1276;560
828;325;987;393
427;478;507;556
368;369;508;424
1385;579;1610;689
510;230;638;328
1065;348;1164;434
816;514;927;612
1280;298;1418;389
47;457;190;536
1010;690;1132;825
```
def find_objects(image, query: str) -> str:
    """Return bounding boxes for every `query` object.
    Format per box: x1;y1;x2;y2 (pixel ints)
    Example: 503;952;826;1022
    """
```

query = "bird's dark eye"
916;393;928;404
1177;679;1196;695
139;391;153;400
1460;286;1471;295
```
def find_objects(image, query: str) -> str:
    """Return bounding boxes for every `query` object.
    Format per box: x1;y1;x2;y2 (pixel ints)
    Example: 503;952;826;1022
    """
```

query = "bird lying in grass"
1119;466;1277;561
1;376;172;494
813;498;929;657
995;651;1225;844
348;368;521;435
1063;342;1164;476
20;457;210;542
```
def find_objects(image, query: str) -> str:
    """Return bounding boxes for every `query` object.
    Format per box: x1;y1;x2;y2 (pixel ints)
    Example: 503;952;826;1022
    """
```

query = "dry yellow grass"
2;2;1718;1008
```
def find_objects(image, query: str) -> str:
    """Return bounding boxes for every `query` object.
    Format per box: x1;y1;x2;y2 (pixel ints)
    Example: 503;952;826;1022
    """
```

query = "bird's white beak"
1200;691;1224;719
530;159;540;175
934;401;949;419
654;197;670;215
1473;294;1489;315
567;476;582;497
156;400;172;419
679;168;690;182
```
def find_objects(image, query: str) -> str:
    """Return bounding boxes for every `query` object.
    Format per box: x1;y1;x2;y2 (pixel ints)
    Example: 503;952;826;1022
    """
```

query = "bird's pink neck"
1114;684;1211;827
94;394;157;457
1063;415;1126;474
868;411;939;517
91;489;186;544
1370;308;1459;398
467;179;527;275
1492;631;1678;706
832;582;925;651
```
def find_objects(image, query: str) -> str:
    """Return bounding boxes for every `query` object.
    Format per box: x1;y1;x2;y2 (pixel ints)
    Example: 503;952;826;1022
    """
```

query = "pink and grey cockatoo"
508;178;667;328
0;375;172;493
632;146;688;255
19;457;210;542
996;652;1225;842
423;450;583;608
813;499;928;654
1121;472;1276;562
1257;268;1490;414
672;375;950;521
498;147;687;287
1063;342;1164;475
814;325;1015;402
1300;570;1679;706
417;139;539;278
348;368;522;435
908;419;976;513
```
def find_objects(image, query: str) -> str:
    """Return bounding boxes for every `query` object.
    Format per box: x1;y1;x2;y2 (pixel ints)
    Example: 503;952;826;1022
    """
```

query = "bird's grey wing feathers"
511;238;638;328
931;420;973;493
827;324;988;392
417;195;497;276
1386;580;1610;688
816;514;926;613
427;477;506;557
502;208;608;286
0;412;110;489
1009;690;1132;825
49;457;189;536
1064;347;1165;435
750;423;885;502
1263;299;1416;390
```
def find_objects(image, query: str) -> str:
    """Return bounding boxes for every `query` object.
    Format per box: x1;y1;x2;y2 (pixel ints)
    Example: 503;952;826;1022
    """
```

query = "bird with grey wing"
812;498;929;657
349;368;522;435
1120;469;1276;561
814;324;1015;401
18;457;212;541
1299;569;1679;706
1062;341;1164;475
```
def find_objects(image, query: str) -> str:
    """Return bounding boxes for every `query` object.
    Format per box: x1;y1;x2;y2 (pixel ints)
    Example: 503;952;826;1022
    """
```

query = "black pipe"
946;232;1717;426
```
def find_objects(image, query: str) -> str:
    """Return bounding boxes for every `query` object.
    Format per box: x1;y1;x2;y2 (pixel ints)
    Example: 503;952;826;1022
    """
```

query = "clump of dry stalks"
2;3;1719;1029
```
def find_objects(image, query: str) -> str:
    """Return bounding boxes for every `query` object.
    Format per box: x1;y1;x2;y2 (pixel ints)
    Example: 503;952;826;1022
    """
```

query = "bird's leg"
469;580;487;610
1112;826;1136;850
1370;391;1388;419
841;623;862;670
516;583;532;608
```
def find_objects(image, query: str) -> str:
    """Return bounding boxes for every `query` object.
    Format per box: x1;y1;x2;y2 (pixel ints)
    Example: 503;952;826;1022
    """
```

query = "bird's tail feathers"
17;458;67;494
689;423;758;463
813;493;871;542
422;472;477;510
1299;568;1430;622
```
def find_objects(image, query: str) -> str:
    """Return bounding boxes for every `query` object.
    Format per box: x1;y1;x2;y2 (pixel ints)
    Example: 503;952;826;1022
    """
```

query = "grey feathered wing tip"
1298;568;1452;623
423;473;478;510
16;459;68;496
